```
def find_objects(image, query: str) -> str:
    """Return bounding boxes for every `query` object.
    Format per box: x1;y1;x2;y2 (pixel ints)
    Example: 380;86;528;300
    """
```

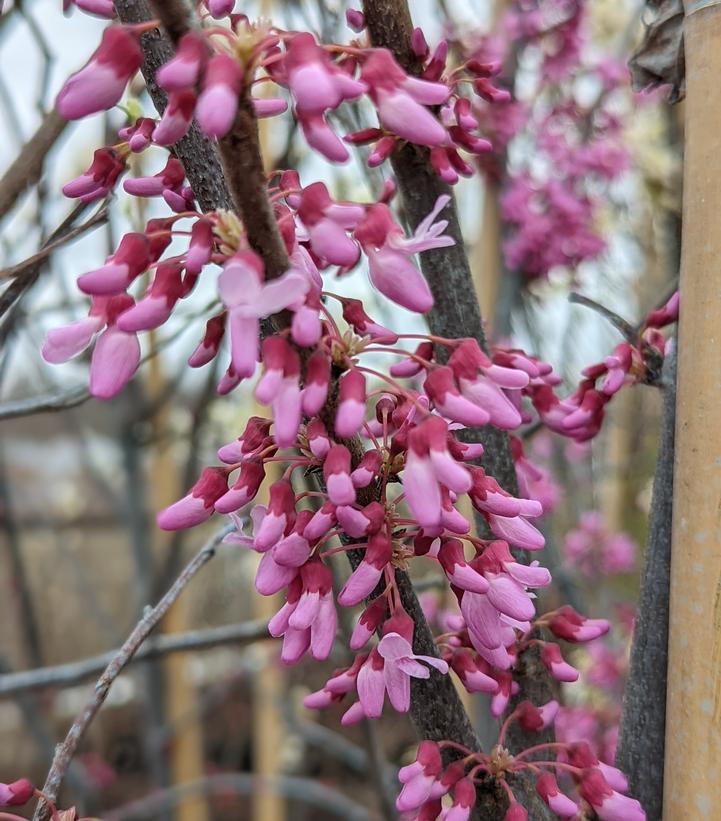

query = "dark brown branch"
31;524;233;821
0;618;269;698
615;344;676;821
0;108;68;221
361;4;556;815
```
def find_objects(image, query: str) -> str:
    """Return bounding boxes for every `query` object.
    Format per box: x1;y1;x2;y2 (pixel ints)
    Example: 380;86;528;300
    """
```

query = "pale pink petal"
42;316;102;363
89;327;140;399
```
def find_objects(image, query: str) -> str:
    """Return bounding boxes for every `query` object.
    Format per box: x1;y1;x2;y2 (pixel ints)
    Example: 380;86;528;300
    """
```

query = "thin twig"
31;524;234;821
0;206;110;280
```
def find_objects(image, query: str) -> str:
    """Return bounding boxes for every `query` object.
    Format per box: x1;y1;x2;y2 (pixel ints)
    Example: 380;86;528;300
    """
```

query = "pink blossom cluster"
458;0;635;282
393;714;644;820
564;511;637;577
35;7;665;820
54;13;507;180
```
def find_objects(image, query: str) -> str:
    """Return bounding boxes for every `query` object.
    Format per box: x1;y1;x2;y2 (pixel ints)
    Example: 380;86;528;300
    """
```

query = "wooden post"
665;3;721;816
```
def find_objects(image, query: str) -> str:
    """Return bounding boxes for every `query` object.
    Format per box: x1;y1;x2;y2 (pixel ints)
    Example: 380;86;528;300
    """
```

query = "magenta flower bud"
578;769;644;821
214;459;265;513
504;804;528;821
323;445;356;506
78;232;151;295
0;779;34;807
157;31;207;90
119;116;157;152
303;501;336;542
350;596;387;650
536;772;579;818
410;27;429;59
396;740;443;812
63;146;126;201
196;54;243;138
56;26;143;119
254;480;296;551
337;531;392;605
351;449;382;488
157;467;229;530
430;146;459;184
299;112;350;163
152;89;196;146
335;369;366;438
424;366;490;427
188;313;225;368
253;97;288;118
390;341;434;378
301;351;330;416
341;298;398;343
540;642;579;682
72;0;116;18
450;648;498;694
515;699;559;732
438;539;489;594
548;606;611;643
124;156;185;197
367;135;396;167
116;261;186;332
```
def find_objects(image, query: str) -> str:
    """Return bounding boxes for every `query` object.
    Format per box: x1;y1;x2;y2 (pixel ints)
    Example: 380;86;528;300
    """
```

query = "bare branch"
0;205;109;280
0;109;68;221
0;618;269;698
31;524;233;821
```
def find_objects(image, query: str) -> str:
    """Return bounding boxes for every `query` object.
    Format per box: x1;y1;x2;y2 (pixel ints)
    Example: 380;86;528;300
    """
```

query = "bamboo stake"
664;3;721;816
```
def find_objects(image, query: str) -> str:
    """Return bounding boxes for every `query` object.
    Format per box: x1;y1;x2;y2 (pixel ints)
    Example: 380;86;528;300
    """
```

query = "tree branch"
0;108;68;221
615;344;677;820
31;524;233;821
361;3;556;814
0;618;269;698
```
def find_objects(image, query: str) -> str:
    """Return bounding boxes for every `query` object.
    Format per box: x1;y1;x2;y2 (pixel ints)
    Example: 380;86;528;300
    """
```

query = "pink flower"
337;531;392;605
535;772;578;818
395;741;445;812
579;769;645;821
341;298;398;343
268;561;337;662
547;606;610;643
63;147;126;201
152;89;196;145
361;49;449;146
77;232;151;295
217;416;273;463
540;642;579;682
403;416;472;529
354;196;453;313
118;117;156;152
157;32;207;90
188;313;225;367
253;480;296;552
296;182;363;267
196;54;243;138
285;33;366;116
217;251;308;379
56;26;142;119
123;156;185;198
255;336;302;447
157;467;229;530
214;459;265;514
116;261;188;332
323;445;356;506
357;630;448;718
335;370;367;438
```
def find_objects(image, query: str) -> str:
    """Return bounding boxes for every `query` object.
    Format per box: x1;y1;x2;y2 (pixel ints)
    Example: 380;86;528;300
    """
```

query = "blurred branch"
0;109;68;220
0;205;109;280
31;524;234;821
0;618;269;697
0;384;89;420
103;772;372;821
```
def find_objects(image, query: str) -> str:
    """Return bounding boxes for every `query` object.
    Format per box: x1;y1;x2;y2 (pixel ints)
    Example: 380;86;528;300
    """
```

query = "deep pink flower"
196;54;243;137
578;769;645;821
152;88;197;145
0;779;34;807
323;444;356;506
361;49;449;146
157;467;229;530
56;26;143;119
337;531;392;605
335;369;367;438
535;772;578;818
157;31;207;90
63;147;126;201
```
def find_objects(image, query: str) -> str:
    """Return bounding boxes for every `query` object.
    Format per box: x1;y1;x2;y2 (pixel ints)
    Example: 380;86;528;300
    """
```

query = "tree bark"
615;347;676;821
